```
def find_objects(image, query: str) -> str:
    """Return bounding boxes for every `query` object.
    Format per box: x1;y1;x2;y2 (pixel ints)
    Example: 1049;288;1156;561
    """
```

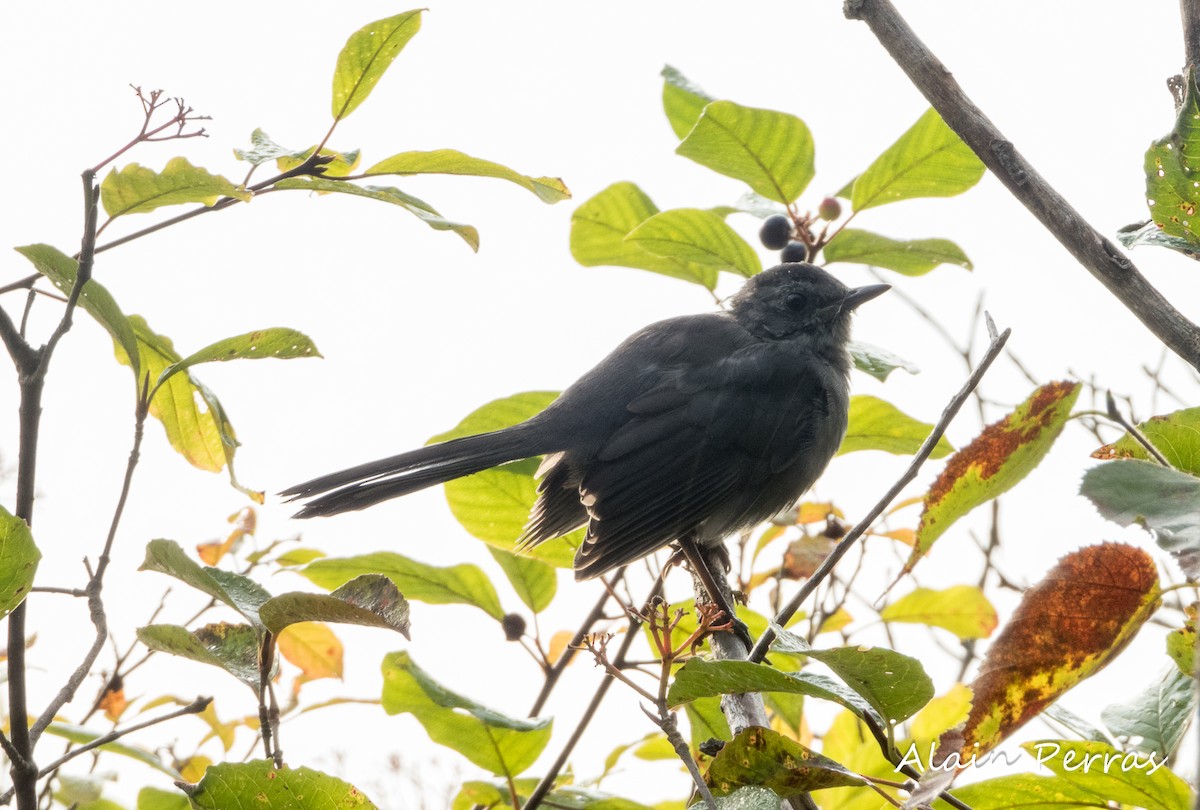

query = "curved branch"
844;0;1200;372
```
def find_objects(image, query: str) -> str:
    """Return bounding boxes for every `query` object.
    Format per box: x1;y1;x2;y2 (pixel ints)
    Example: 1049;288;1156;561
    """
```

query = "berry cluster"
757;197;842;263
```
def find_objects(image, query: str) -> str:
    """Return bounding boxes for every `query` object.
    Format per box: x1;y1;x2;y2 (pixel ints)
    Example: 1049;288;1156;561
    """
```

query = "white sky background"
0;1;1195;805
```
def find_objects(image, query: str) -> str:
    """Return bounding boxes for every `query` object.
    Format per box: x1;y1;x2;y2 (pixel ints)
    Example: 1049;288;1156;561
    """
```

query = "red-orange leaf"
956;543;1160;758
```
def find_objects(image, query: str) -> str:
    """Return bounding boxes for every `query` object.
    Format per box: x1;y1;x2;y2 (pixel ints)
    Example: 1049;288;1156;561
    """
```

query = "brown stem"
522;577;664;810
844;0;1200;371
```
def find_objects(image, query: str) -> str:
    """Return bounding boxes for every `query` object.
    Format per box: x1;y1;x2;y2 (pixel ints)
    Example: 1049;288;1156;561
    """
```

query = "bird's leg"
677;534;754;652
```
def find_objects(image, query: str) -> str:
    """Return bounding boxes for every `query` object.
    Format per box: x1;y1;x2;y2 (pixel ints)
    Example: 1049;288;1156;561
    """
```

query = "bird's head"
729;262;889;341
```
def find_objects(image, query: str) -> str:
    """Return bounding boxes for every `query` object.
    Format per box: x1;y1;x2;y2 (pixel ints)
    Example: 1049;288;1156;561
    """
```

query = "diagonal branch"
750;319;1010;663
844;0;1200;372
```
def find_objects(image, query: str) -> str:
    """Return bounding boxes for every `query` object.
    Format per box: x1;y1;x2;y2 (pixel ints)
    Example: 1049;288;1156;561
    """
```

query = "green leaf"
136;786;191;810
101;158;250;218
259;574;411;638
1145;69;1200;248
331;10;423;121
15;244;140;379
232;128;301;166
431;391;579;569
705;727;864;798
140;539;270;625
847;340;919;382
769;632;935;724
0;506;38;620
838;395;953;458
677;100;814;204
1094;406;1200;474
626;208;761;278
381;651;551;776
667;659;880;726
850;108;985;211
275;177;480;251
156;327;321;390
182;760;378;809
1081;459;1200;557
685;696;731;748
137;623;262;691
879;585;998;639
487;547;556;614
823;229;972;275
1167;612;1196;678
46;722;179;778
301;552;504;620
911;381;1080;569
661;64;713;139
1100;665;1195;760
118;317;258;499
570;182;718;289
366;149;570;204
949;773;1116;810
1019;739;1193;810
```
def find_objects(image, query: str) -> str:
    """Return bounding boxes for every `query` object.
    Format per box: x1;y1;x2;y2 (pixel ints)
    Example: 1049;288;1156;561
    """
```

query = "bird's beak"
843;283;890;310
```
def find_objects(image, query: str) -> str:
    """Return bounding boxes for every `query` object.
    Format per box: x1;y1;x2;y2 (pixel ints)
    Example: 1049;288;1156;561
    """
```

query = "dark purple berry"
818;197;842;221
501;613;526;641
759;214;793;250
780;241;808;263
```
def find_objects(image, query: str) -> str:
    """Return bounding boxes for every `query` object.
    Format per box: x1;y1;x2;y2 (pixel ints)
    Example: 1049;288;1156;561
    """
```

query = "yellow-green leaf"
823;228;973;275
676;100;814;204
626;207;761;278
839;395;953;458
880;585;997;639
570;182;717;289
366;149;569;204
331;10;423;121
661;64;713;139
156;327;320;390
15;244;140;378
851;108;985;212
101;158;250;218
275;177;480;251
183;760;378;809
0;506;39;620
1019;739;1192;810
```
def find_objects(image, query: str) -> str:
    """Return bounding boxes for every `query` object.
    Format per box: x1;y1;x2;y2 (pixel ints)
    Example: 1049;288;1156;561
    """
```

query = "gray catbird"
284;262;887;590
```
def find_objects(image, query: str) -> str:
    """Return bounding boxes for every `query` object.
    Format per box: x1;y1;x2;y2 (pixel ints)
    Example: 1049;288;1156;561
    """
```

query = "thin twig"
749;319;1010;663
1104;391;1172;467
844;0;1200;371
523;577;665;810
528;570;623;717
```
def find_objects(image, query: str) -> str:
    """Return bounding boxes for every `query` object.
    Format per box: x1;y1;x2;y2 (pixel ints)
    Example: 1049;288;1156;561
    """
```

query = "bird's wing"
572;340;844;578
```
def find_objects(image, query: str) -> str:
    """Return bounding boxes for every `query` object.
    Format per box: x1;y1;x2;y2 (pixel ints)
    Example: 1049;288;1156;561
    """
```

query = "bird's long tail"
281;423;550;518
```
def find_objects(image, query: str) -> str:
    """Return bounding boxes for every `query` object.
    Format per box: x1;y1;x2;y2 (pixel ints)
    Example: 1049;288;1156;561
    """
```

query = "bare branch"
844;0;1200;371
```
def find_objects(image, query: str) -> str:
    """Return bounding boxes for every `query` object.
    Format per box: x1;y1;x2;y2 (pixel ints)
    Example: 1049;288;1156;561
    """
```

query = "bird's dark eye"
785;293;805;312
